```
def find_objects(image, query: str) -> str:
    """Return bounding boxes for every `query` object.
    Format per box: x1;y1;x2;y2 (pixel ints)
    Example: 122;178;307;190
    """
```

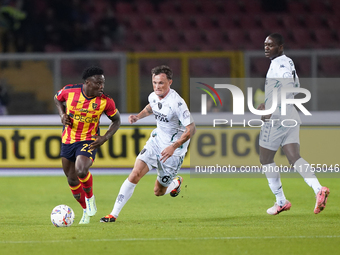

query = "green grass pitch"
1;173;339;255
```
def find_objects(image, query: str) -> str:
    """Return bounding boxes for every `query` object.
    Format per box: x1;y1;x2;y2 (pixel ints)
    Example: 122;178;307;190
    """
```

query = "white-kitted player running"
258;33;329;215
100;65;196;222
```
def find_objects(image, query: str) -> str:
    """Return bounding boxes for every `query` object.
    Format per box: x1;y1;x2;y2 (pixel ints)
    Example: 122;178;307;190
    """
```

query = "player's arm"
129;104;153;124
54;95;71;126
160;122;196;162
90;110;121;150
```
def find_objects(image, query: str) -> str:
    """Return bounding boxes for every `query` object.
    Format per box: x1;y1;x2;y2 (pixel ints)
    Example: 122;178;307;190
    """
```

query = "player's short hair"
151;65;173;80
82;66;104;80
268;33;284;46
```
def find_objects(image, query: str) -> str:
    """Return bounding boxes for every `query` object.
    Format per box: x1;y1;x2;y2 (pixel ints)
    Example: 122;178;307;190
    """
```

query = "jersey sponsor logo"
70;106;96;114
72;114;99;123
154;111;169;122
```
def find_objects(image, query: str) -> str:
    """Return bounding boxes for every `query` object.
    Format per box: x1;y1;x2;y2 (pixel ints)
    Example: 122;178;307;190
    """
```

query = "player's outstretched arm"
160;122;196;162
90;111;121;150
129;104;153;124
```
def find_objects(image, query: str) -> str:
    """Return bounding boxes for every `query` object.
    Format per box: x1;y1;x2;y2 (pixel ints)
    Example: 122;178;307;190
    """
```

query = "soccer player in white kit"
100;65;196;222
258;33;329;215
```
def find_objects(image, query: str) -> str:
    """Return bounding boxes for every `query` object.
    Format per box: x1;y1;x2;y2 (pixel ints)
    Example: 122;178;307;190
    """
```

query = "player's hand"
257;103;272;121
89;135;107;150
128;115;139;124
61;114;72;126
261;114;272;122
257;103;265;110
160;145;176;163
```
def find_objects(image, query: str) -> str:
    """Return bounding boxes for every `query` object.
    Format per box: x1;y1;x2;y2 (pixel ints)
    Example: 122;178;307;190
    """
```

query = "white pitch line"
1;235;340;244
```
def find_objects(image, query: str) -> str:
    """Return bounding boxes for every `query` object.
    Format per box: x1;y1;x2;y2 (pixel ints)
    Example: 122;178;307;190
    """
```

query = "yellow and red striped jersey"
55;84;117;144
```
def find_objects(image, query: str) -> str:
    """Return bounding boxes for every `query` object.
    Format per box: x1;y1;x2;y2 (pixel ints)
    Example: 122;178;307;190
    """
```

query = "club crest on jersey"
158;102;162;109
92;103;98;110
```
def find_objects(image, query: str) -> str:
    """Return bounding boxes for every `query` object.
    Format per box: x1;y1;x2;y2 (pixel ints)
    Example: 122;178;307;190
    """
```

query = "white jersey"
265;54;301;124
147;89;193;156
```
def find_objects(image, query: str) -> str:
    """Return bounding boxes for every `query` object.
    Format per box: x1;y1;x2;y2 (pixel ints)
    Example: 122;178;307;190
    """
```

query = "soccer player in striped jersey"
100;65;196;223
54;66;121;224
258;33;329;215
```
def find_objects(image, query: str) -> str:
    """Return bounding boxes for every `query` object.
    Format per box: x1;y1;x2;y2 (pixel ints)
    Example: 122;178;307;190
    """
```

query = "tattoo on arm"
146;105;153;113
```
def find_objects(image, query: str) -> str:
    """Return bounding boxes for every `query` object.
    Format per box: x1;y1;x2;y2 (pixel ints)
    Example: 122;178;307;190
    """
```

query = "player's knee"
75;167;88;178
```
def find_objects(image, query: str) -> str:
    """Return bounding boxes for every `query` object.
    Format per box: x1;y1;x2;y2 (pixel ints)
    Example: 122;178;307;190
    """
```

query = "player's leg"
283;142;329;214
63;157;86;209
154;176;182;196
260;146;291;214
62;157;89;224
154;155;183;197
100;159;150;223
75;142;97;217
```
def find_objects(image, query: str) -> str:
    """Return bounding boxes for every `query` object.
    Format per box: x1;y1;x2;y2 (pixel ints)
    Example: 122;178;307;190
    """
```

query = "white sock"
294;158;322;195
263;163;286;206
164;178;179;195
110;178;137;218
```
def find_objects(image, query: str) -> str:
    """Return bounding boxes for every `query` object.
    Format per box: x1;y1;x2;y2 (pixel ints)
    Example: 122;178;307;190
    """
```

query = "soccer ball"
50;205;75;227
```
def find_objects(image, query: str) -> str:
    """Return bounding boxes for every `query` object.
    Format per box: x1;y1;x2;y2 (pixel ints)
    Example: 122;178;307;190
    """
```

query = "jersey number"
81;144;93;155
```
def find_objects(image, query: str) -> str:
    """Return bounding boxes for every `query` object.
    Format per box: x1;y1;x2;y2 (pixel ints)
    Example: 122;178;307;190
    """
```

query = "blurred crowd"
0;0;123;53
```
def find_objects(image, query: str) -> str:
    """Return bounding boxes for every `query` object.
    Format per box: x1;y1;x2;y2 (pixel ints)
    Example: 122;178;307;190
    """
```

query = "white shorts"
137;141;184;187
259;122;300;151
